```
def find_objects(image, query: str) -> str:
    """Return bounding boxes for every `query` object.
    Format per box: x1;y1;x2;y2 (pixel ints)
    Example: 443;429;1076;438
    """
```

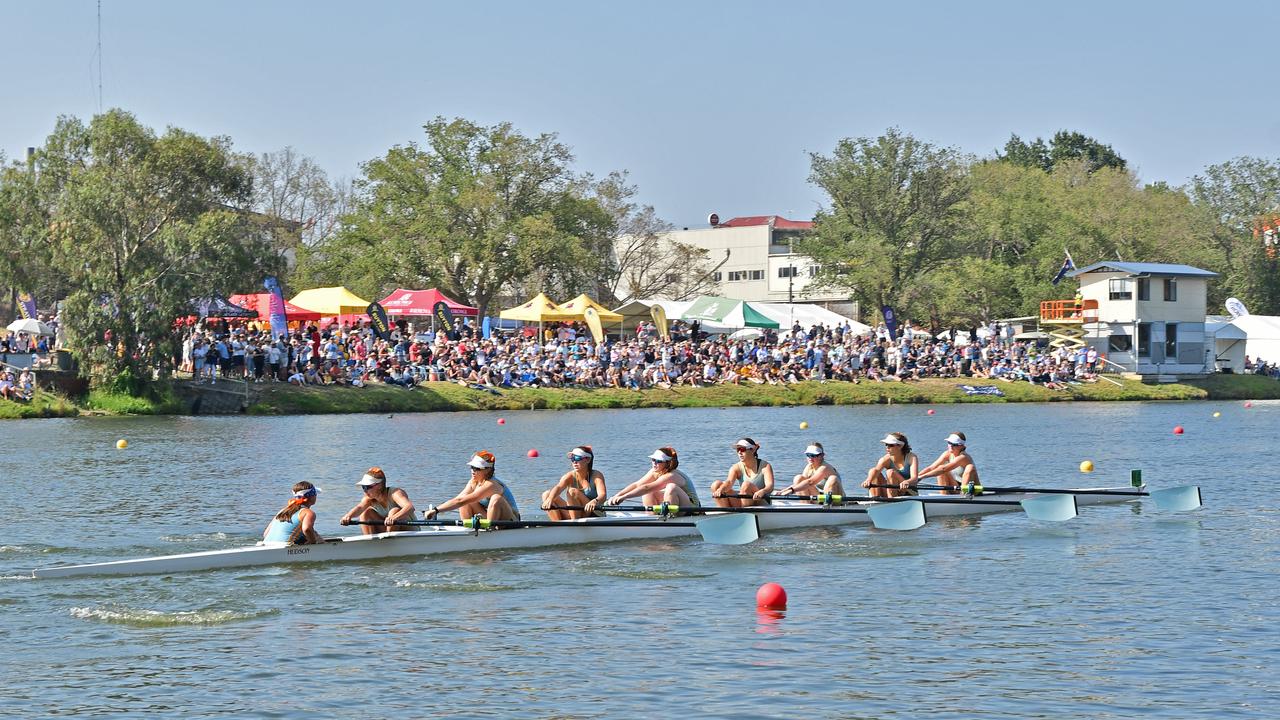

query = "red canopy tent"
378;288;478;317
229;293;324;322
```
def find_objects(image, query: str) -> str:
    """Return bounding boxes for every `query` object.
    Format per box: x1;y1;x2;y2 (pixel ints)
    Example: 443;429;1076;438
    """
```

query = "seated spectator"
287;371;306;386
0;371;16;401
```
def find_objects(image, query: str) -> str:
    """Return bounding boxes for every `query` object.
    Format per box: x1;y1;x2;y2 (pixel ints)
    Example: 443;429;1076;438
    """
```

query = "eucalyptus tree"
27;110;280;391
800;128;971;321
316;117;616;316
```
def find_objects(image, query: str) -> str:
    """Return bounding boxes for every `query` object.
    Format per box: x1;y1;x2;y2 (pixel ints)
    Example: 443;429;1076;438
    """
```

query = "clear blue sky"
4;0;1278;227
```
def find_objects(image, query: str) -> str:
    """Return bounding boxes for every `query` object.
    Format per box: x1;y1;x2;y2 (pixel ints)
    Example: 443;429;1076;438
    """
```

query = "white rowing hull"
31;487;1142;579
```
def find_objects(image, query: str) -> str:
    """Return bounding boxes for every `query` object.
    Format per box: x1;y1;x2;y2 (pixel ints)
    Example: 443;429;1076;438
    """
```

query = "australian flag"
1051;252;1076;285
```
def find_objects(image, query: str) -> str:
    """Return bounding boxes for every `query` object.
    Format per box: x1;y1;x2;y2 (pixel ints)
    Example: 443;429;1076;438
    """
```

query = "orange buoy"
756;582;787;610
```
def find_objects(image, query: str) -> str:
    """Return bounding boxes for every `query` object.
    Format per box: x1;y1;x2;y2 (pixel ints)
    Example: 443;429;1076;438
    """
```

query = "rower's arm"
339;498;372;525
919;455;963;480
300;508;322;543
758;463;775;494
609;470;656;502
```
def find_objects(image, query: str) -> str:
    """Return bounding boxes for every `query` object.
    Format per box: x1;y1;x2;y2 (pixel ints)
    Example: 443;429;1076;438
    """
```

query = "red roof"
717;215;813;230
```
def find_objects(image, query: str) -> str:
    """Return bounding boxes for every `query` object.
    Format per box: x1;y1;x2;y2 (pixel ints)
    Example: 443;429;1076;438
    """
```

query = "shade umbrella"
189;296;258;319
729;328;763;341
6;318;54;336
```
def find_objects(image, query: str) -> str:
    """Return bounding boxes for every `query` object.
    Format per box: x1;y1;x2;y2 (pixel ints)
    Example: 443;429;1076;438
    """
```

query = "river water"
0;401;1275;718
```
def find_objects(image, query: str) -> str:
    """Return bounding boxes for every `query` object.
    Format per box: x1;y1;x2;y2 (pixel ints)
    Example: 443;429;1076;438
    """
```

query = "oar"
353;515;759;545
864;483;1203;511
722;493;1078;524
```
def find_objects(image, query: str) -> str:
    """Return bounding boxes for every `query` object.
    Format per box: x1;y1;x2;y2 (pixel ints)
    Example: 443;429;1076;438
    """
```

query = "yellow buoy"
1079;460;1094;473
1212;412;1221;418
799;421;809;430
116;439;128;450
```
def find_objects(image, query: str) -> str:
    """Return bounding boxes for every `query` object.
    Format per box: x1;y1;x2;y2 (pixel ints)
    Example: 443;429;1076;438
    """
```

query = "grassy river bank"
5;374;1277;419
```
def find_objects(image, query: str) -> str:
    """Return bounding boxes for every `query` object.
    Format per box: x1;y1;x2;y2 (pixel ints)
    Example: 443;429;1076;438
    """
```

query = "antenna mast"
96;0;103;112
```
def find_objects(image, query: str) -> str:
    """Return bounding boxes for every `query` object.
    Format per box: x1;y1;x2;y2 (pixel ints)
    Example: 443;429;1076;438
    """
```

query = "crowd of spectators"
175;315;1109;392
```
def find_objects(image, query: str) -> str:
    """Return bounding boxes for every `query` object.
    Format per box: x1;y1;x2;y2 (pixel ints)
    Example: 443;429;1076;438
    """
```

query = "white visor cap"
357;474;383;487
804;445;824;455
648;449;672;462
945;434;966;445
468;454;495;469
880;435;904;445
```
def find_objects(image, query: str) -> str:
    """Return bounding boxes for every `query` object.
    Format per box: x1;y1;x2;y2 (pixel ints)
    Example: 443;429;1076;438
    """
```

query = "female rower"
777;443;843;500
263;482;323;545
541;446;607;520
425;451;520;523
905;432;979;494
607;447;701;512
711;437;774;507
862;432;918;498
339;467;417;533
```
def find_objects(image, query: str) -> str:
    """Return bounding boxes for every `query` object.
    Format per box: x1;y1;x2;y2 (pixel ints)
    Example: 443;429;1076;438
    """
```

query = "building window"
1163;278;1177;301
808;265;820;278
1108;334;1132;352
665;273;679;283
1137;323;1150;357
1165;323;1178;359
1109;278;1132;300
750;270;763;281
728;270;747;281
1137;278;1150;301
711;272;722;282
778;266;797;278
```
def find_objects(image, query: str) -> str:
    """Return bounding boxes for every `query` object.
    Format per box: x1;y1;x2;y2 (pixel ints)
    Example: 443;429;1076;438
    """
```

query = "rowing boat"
31;486;1143;578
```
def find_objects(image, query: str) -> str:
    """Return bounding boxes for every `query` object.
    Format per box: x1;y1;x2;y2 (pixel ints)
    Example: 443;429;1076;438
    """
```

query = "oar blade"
1020;494;1078;522
1150;485;1203;512
868;501;926;531
695;513;760;545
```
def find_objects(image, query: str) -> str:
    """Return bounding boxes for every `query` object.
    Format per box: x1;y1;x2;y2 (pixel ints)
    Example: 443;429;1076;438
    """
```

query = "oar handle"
726;492;850;503
352;519;454;527
547;504;649;512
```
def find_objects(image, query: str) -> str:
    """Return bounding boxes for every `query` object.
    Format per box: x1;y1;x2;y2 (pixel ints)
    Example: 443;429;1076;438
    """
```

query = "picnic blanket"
959;385;1005;397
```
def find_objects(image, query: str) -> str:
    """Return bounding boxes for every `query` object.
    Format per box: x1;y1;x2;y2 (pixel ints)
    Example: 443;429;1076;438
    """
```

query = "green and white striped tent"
681;296;780;329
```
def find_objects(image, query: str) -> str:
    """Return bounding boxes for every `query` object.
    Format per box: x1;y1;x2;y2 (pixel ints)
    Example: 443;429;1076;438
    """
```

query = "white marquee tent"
1209;314;1280;372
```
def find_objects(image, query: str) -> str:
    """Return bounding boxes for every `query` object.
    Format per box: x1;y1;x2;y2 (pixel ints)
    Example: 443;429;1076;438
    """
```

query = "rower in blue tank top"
263;483;322;545
862;432;919;498
606;447;700;514
425;451;521;523
542;446;608;520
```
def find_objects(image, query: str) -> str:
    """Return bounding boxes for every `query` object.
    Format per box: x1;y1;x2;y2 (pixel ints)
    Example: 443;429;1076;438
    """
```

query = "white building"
1072;261;1219;378
661;215;856;315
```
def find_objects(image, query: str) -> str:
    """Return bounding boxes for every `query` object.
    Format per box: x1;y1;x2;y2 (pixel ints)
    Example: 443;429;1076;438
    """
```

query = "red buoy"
1244;402;1254;409
756;582;787;610
926;409;936;416
1173;426;1184;435
497;418;506;425
527;449;539;458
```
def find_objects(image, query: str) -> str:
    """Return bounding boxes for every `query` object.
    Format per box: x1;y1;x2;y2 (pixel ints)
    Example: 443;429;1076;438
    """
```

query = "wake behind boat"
31;486;1160;579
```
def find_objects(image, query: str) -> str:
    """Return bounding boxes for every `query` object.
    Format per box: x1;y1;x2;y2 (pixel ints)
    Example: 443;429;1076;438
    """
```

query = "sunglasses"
805;453;823;458
570;455;589;462
361;484;380;492
651;459;667;465
734;447;751;452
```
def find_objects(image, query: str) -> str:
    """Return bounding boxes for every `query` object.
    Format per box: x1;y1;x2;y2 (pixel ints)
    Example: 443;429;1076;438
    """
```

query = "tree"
596;171;718;303
800;128;971;320
246;147;354;254
1187;157;1280;311
18;110;281;392
999;130;1126;173
305;118;617;316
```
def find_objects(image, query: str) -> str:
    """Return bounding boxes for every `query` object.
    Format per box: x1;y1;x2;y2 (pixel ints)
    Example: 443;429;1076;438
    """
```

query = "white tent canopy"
614;299;869;336
1209;314;1280;372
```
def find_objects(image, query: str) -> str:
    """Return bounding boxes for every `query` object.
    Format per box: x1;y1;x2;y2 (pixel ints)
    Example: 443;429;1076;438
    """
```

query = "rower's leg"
821;477;845;499
545;491;568;521
486;494;518;523
959;465;979;492
739;480;760;507
563;487;589;520
881;470;906;498
357;508;385;535
457;501;484;521
863;468;887;498
710;480;737;508
660;483;693;509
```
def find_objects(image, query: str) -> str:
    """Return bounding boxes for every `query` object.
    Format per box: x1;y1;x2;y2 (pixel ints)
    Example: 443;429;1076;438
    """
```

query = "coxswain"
263;482;323;545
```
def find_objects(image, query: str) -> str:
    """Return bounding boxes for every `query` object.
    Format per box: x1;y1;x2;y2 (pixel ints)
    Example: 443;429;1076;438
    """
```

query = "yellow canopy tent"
545;294;623;323
289;286;371;316
499;293;564;322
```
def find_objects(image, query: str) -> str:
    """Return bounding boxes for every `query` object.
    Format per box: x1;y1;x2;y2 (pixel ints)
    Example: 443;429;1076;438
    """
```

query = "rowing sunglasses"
570;454;590;462
805;452;823;458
